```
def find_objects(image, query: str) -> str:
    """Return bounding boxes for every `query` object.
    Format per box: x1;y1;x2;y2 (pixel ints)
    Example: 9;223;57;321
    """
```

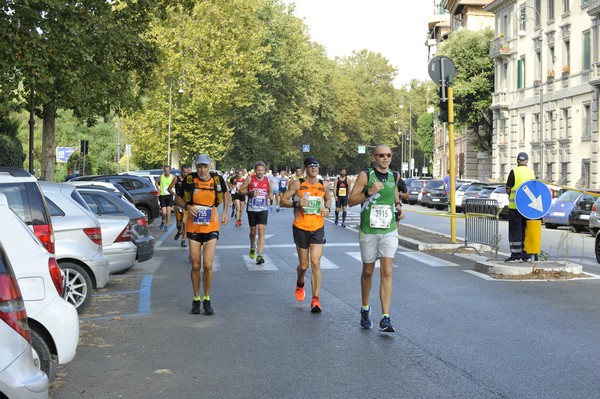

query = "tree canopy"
437;28;494;152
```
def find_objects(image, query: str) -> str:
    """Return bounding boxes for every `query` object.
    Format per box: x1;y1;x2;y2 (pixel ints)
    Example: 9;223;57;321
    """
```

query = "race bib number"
338;187;347;196
280;180;287;188
193;206;212;225
236;181;243;189
303;196;322;215
369;205;392;228
251;196;267;209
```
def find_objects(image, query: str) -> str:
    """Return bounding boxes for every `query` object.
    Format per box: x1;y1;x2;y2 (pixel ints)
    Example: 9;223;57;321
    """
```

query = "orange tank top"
187;175;220;233
293;178;326;231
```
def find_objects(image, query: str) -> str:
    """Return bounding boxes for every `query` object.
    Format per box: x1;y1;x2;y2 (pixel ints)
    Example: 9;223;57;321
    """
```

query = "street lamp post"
519;5;544;180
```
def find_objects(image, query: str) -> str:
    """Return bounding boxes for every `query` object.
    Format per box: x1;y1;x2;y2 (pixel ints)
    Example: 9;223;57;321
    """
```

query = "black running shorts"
293;226;325;249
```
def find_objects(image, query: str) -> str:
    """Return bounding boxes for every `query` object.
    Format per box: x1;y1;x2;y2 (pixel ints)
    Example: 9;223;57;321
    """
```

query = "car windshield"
458;184;470;192
425;180;444;189
557;190;581;202
492;186;507;194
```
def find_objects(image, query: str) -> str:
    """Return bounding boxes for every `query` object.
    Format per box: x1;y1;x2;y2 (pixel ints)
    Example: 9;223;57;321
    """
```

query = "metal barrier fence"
453;198;500;257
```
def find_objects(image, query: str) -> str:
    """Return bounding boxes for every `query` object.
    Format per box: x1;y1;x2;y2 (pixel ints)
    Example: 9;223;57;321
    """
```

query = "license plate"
432;198;440;202
553;212;565;217
580;214;590;220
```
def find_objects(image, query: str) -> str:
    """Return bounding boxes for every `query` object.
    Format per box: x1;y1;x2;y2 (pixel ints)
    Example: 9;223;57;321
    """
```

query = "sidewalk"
397;223;585;277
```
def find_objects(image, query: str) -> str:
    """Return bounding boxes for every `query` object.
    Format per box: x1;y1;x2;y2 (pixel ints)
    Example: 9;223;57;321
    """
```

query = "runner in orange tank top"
175;154;230;316
281;156;332;313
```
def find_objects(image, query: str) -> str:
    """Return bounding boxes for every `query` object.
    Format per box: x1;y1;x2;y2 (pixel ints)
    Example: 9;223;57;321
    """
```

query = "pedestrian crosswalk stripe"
319;256;339;269
400;251;460;267
242;254;278;271
345;252;398;268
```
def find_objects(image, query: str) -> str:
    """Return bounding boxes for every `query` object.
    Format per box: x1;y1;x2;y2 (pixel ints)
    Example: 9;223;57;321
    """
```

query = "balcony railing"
589;62;600;87
587;0;600;16
489;36;512;59
491;90;509;109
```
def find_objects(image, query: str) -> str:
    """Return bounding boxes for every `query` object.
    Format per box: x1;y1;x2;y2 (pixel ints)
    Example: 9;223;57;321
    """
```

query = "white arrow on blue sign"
515;180;552;219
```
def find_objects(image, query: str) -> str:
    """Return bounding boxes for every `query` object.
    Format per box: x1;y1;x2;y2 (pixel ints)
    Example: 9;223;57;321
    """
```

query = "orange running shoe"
295;285;305;302
311;298;322;313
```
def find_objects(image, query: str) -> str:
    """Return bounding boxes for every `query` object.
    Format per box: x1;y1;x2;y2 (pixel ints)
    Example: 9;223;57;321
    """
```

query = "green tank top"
360;168;397;234
159;174;174;196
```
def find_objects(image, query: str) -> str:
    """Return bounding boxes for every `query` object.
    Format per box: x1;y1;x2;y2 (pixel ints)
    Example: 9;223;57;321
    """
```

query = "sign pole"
448;84;456;244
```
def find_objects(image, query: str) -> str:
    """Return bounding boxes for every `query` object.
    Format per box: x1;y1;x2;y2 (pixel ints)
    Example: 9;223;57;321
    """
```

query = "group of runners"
160;144;403;332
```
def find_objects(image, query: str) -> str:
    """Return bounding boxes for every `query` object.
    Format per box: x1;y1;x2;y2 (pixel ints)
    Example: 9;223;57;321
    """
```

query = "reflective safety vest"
508;166;536;209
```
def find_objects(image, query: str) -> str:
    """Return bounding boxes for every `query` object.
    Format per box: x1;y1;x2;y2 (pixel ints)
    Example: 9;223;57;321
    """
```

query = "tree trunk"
41;104;56;182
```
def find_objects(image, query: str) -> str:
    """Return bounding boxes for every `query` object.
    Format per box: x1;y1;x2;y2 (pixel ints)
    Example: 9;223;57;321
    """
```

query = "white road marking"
243;254;278;271
400;251;460;267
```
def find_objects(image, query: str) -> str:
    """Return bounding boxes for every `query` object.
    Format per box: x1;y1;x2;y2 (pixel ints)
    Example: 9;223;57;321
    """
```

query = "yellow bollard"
524;219;542;255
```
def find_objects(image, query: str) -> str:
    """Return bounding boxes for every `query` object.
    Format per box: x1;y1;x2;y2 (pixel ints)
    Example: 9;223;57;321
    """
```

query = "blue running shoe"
360;307;372;329
379;316;395;333
159;221;165;230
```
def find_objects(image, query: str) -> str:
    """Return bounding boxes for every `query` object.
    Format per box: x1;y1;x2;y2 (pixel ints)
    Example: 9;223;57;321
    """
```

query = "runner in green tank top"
349;144;403;333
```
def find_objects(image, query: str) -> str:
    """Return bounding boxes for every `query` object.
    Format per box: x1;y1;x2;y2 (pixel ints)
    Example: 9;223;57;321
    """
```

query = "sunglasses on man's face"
375;153;392;158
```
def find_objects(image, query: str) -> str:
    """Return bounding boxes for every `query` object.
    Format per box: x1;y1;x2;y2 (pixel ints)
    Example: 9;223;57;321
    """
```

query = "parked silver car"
39;182;110;313
77;188;155;263
0;241;49;399
96;215;137;274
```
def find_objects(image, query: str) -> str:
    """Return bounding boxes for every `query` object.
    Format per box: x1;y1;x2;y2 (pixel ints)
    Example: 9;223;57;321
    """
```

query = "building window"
546;162;554;182
520;115;526;143
547;110;556;139
536;51;542;81
534;113;541;141
519;6;527;32
533;162;540;178
583;103;591;139
558;162;569;185
581;159;591;188
564;40;570;68
518;57;526;89
582;0;589;7
548;0;555;20
563;0;570;13
583;30;591;70
535;0;542;26
561;108;569;138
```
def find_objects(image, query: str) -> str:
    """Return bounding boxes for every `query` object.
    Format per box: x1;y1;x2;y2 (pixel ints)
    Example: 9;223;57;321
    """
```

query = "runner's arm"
238;176;252;196
281;180;300;208
348;171;369;207
167;177;177;197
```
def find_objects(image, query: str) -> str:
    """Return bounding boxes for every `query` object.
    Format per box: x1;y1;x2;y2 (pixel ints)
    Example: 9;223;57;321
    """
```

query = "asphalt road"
50;207;600;399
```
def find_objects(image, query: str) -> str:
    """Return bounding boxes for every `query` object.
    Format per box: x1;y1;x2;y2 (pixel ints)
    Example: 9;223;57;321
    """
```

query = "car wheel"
137;205;152;223
435;205;445;210
545;223;557;229
31;329;57;381
61;261;93;313
408;201;415;205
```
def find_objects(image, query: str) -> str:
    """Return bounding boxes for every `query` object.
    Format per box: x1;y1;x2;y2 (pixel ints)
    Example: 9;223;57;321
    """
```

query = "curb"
474;259;583;276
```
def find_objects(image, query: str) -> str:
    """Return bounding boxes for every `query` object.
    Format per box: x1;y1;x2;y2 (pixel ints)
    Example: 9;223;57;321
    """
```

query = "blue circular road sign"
515;180;552;219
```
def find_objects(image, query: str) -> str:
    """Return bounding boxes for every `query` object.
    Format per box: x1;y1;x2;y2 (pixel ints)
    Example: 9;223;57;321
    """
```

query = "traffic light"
438;86;448;123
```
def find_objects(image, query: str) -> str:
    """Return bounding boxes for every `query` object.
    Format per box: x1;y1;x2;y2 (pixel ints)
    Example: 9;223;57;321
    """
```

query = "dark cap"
195;154;212;165
304;156;319;167
517;152;528;162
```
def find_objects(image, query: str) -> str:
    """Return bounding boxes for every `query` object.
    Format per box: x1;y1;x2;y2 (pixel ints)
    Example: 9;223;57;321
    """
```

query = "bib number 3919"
369;205;392;228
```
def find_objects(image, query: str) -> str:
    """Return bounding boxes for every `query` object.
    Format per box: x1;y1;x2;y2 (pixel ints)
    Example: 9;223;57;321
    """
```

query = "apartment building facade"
486;0;599;188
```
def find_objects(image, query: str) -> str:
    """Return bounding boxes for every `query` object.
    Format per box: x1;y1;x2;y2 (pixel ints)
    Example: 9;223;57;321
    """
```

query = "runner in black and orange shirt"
334;168;350;227
175;154;230;316
281;156;332;313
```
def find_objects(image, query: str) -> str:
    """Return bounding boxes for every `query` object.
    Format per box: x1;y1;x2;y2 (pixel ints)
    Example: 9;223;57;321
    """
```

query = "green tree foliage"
335;50;399;170
438;28;494;152
416;112;434;161
0;118;24;167
124;0;269;168
0;0;159;181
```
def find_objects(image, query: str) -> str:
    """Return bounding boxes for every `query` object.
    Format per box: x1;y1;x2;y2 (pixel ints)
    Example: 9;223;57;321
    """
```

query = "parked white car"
0;240;49;399
39;182;109;313
0;193;79;382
